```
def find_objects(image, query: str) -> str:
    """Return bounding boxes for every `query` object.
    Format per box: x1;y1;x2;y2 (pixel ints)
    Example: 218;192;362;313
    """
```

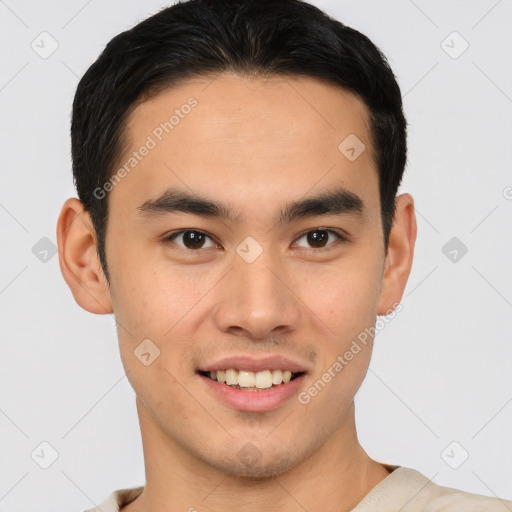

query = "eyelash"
162;228;348;253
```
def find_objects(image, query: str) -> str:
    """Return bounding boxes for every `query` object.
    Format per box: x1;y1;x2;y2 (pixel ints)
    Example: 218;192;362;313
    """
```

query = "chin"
212;455;298;480
196;440;313;480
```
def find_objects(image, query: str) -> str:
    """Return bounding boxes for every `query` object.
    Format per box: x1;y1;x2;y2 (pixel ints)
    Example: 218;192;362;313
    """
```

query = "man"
56;0;511;510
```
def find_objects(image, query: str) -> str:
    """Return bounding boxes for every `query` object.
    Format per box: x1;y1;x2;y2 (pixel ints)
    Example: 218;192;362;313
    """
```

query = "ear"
377;193;417;315
56;198;113;314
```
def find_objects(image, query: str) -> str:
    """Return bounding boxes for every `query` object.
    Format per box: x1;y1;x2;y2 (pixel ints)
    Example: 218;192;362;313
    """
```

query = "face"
65;73;411;478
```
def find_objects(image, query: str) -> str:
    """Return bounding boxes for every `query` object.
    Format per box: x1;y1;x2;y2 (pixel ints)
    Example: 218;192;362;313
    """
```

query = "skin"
57;73;416;512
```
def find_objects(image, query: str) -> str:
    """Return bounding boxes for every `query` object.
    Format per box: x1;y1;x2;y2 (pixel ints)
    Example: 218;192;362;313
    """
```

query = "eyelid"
162;229;219;252
291;227;348;249
162;227;349;252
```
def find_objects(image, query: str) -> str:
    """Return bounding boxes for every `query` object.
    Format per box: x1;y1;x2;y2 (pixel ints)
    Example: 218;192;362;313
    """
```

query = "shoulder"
353;467;512;512
393;468;511;511
82;486;144;512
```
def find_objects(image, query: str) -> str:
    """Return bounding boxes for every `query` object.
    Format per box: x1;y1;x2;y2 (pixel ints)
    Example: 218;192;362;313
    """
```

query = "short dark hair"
71;0;407;281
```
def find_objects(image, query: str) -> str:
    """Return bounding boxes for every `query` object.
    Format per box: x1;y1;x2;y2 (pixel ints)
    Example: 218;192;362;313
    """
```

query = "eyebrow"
137;186;365;226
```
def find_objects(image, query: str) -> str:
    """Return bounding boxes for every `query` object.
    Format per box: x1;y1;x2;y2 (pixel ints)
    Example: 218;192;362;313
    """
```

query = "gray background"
0;0;511;510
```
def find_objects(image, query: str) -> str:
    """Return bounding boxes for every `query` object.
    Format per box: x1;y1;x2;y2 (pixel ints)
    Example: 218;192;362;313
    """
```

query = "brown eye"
293;229;345;249
166;230;216;250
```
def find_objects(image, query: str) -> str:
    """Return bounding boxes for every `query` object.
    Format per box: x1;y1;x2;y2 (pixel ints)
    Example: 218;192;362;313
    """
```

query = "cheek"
109;251;196;334
109;256;208;378
111;268;198;403
294;252;383;339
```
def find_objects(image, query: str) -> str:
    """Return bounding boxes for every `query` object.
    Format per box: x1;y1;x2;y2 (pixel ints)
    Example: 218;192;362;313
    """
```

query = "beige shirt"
83;466;512;511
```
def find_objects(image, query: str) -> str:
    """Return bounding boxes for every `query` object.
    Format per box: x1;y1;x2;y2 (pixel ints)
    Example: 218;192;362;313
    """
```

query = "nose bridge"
239;251;280;309
214;240;301;339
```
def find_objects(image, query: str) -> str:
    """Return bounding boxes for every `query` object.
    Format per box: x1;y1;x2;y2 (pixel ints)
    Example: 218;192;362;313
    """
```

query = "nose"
213;247;301;341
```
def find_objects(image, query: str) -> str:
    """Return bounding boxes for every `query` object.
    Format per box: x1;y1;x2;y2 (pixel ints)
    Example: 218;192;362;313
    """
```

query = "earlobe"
56;198;113;314
377;193;417;316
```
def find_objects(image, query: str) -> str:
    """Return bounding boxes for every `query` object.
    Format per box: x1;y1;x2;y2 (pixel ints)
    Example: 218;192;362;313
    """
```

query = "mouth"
196;357;309;412
198;369;305;391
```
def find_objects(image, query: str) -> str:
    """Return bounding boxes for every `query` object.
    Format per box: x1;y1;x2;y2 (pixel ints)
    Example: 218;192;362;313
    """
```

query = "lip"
198;371;307;412
198;355;309;373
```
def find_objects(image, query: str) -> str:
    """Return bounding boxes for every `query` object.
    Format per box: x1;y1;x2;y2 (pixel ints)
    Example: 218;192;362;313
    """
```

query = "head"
58;0;416;479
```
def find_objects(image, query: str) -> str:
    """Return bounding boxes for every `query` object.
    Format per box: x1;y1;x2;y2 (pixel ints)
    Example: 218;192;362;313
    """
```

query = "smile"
198;370;307;412
200;369;303;390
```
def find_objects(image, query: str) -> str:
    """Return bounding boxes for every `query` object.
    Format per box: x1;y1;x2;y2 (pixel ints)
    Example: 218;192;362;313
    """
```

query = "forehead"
111;73;379;220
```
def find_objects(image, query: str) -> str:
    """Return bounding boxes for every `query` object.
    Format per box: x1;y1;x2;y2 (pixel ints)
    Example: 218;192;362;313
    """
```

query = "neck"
123;398;390;512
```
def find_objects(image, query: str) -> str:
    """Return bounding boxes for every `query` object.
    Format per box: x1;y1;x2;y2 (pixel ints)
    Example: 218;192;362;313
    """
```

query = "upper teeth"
208;369;294;388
